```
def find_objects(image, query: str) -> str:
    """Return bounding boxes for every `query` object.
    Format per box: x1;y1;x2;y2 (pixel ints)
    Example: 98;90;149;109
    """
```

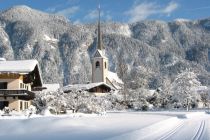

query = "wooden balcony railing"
0;89;35;100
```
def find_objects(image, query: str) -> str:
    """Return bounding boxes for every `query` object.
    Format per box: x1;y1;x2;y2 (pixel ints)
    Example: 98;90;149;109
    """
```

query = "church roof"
63;82;114;93
93;49;107;58
107;71;123;84
107;71;124;90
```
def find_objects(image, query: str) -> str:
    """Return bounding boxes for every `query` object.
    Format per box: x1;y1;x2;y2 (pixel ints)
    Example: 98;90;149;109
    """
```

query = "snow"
174;18;190;22
25;44;32;51
72;65;80;73
108;71;123;84
103;24;132;37
43;84;60;92
191;86;207;92
107;71;123;90
0;58;6;61
3;37;8;42
118;25;132;37
149;90;156;95
50;45;56;49
0;59;38;73
165;56;180;67
43;34;58;42
0;111;209;140
161;39;166;43
63;82;114;92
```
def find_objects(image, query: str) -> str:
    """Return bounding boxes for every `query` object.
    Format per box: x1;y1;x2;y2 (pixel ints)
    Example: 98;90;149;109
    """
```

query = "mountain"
0;5;210;89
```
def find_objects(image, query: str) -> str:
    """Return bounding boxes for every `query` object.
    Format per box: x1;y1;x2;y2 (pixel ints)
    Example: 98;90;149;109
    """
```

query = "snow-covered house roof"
0;59;43;87
63;82;114;93
0;59;38;73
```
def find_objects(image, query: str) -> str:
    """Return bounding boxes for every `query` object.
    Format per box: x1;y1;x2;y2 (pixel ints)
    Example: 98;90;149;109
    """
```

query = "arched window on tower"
105;62;107;69
96;61;100;68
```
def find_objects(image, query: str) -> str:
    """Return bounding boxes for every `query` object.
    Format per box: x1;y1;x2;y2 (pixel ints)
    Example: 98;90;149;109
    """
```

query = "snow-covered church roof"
107;71;123;84
106;71;124;90
63;82;114;93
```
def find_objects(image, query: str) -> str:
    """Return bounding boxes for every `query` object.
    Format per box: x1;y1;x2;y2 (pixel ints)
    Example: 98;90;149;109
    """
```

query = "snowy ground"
0;111;210;140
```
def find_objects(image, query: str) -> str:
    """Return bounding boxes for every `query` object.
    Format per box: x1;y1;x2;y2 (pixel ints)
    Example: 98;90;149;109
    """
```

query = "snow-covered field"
0;111;210;140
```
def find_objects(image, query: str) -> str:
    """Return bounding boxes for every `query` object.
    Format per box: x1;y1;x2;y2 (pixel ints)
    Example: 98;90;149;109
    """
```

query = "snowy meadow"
0;111;209;140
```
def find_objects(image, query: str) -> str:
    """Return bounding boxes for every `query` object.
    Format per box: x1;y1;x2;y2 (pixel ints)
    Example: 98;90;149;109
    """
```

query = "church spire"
97;4;103;50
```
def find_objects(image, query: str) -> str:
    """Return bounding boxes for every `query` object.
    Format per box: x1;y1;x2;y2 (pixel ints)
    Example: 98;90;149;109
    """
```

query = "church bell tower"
92;5;108;83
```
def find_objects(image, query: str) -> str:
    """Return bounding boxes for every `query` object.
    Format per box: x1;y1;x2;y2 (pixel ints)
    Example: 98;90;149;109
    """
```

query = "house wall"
0;97;31;111
0;74;32;111
0;74;31;90
8;98;19;111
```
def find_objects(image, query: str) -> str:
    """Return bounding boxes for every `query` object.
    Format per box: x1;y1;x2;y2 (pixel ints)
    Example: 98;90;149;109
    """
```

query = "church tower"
92;5;108;83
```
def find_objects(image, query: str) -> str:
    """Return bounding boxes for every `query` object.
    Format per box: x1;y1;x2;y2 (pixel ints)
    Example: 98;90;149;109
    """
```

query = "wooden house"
0;59;43;111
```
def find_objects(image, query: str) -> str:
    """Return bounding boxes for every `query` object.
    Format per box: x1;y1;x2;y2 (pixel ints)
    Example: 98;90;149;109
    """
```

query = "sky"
0;0;210;23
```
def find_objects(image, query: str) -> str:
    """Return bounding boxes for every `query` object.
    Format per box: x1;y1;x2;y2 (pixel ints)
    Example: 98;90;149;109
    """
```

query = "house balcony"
0;89;35;100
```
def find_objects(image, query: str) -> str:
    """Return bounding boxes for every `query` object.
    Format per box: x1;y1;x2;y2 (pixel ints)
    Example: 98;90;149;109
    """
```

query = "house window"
25;102;27;109
20;101;23;110
20;83;23;89
0;82;7;89
26;102;28;109
96;61;100;68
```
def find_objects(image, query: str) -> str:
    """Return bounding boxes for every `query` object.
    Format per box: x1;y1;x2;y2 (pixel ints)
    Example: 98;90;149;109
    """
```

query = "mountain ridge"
0;5;210;89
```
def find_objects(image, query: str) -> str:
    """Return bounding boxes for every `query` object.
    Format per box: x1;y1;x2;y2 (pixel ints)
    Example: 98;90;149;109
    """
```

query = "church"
63;7;123;94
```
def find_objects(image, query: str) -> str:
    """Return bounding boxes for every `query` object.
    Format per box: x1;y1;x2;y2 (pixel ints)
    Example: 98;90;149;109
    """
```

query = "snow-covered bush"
33;71;207;114
34;89;123;114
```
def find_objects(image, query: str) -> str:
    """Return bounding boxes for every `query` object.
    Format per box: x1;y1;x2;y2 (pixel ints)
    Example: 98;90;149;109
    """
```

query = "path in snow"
0;111;209;140
108;112;210;140
165;113;210;140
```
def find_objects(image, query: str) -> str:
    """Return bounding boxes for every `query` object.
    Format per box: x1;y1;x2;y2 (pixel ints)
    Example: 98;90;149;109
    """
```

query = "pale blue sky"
0;0;210;23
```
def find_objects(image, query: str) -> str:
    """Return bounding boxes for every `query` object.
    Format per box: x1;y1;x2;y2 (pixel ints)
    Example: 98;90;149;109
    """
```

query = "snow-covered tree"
168;71;202;110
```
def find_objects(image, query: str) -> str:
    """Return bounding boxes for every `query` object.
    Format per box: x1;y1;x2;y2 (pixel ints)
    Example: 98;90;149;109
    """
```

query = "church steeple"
92;4;109;84
97;4;103;50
